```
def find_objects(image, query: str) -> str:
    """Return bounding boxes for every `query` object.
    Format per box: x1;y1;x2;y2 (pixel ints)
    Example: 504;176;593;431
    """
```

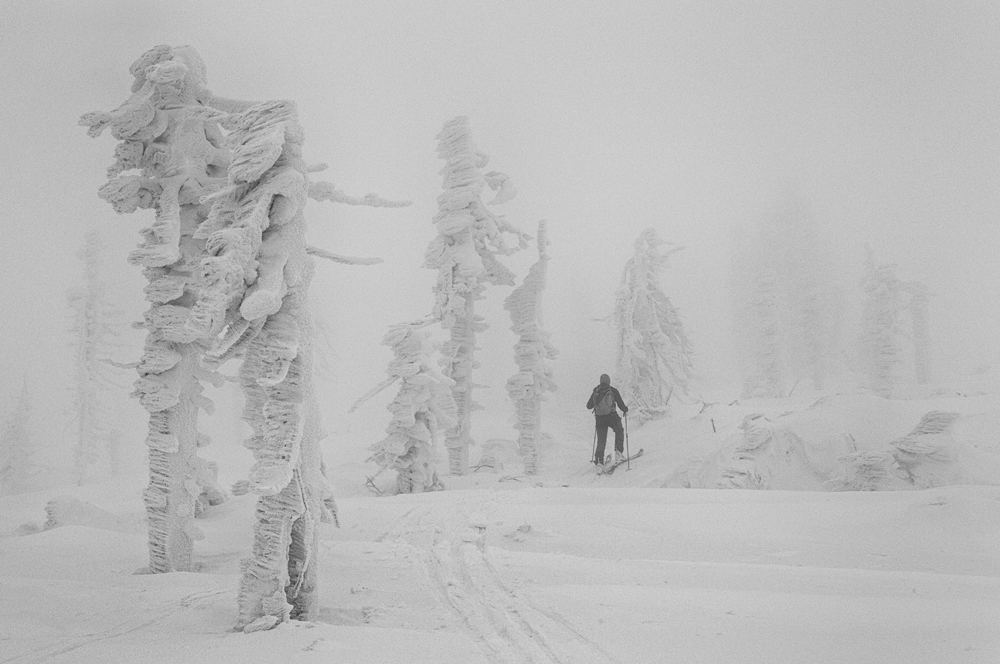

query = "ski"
597;448;644;475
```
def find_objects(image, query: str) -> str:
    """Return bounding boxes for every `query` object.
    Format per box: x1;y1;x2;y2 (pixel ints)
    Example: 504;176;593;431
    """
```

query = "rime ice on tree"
192;99;406;629
504;221;557;474
80;45;252;573
424;116;528;475
354;322;458;493
612;228;693;423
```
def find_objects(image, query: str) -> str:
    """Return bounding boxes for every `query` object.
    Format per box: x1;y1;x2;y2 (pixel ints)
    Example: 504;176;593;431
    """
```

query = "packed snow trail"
379;494;616;663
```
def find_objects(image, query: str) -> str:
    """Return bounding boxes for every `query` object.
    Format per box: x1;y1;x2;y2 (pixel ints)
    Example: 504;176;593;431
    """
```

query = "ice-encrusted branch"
306;246;382;266
308;181;411;208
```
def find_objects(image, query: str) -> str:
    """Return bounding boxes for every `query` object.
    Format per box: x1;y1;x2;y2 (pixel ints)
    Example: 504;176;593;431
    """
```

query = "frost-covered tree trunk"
612;228;693;423
186;99;326;630
80;45;250;572
0;378;34;495
68;228;124;484
858;252;903;398
424;117;527;475
355;322;458;493
504;221;557;474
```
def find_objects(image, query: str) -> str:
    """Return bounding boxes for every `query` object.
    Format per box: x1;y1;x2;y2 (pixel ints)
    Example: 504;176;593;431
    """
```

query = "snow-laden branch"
306;246;382;266
308;181;411;208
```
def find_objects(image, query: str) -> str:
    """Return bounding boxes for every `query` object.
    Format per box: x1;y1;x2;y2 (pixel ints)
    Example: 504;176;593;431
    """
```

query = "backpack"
593;387;615;416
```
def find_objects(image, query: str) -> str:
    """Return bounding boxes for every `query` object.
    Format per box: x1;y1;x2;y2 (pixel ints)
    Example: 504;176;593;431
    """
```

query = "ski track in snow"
2;589;229;664
382;497;616;664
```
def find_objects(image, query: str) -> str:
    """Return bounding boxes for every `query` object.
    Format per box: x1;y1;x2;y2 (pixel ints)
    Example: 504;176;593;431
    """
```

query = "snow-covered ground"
2;391;999;663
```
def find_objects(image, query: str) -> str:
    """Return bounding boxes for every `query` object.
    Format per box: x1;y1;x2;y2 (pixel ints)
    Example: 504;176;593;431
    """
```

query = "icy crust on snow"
360;322;459;493
424;117;529;475
613;228;694;424
503;221;557;475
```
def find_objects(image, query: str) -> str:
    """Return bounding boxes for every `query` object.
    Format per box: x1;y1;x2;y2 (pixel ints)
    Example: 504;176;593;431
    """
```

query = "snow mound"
636;394;1000;492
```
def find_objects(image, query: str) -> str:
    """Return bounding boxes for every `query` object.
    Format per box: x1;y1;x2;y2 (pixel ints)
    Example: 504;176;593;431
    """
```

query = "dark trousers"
594;413;624;462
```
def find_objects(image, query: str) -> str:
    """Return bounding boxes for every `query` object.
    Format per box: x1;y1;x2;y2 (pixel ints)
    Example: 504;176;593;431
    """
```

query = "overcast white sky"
1;0;998;455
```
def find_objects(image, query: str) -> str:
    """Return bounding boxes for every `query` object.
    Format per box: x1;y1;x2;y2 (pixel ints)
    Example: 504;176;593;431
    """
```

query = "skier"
586;374;629;466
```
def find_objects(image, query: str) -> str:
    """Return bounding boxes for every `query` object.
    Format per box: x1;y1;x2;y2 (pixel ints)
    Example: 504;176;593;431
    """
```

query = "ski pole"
591;424;598;465
624;412;630;470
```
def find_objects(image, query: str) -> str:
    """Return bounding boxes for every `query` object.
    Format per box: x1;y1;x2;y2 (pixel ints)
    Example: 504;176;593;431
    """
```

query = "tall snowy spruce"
353;322;458;493
80;45;254;573
504;221;557;474
612;228;693;424
190;100;407;629
424;116;528;475
67;228;124;483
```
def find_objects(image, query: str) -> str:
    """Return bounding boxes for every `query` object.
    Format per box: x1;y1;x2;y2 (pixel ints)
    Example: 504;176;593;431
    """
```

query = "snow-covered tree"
773;200;829;391
424;116;528;475
194;102;406;630
0;378;34;495
83;45;405;628
857;250;904;398
79;45;255;573
353;321;458;493
732;194;842;398
504;220;557;474
612;228;693;423
67;228;125;483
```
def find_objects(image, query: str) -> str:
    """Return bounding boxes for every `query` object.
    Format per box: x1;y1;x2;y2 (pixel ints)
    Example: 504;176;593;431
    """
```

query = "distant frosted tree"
858;250;904;398
353;321;458;493
732;194;841;397
741;267;784;399
905;281;930;385
424;116;528;475
773;199;829;391
613;228;693;423
67;228;124;483
79;45;253;573
504;220;557;474
0;378;34;495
